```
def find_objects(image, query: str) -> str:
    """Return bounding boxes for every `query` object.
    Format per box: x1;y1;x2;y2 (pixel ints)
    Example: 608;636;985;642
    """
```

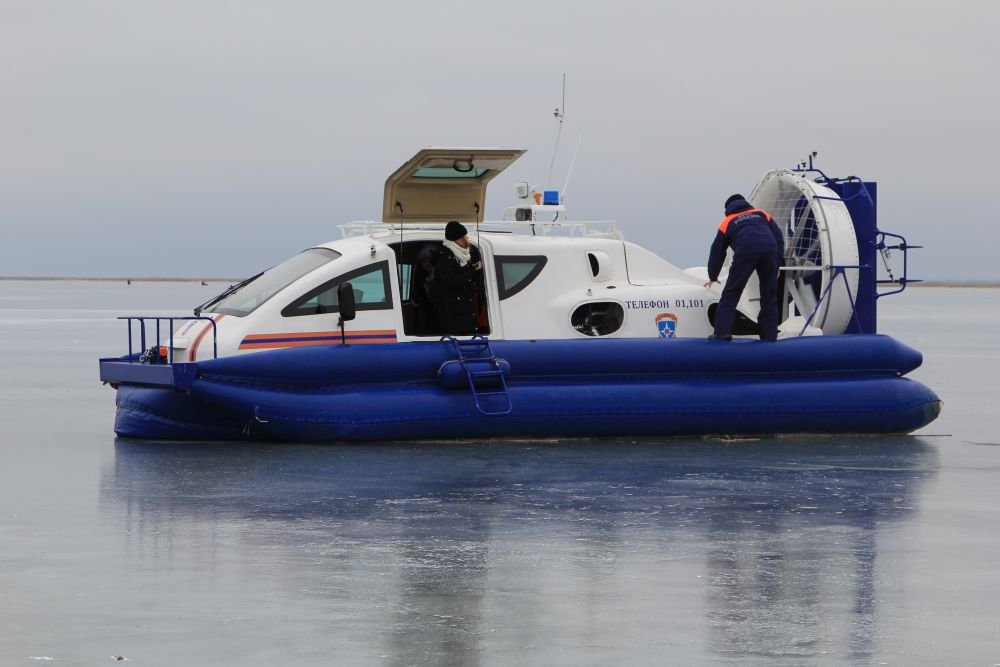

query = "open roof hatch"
382;148;525;223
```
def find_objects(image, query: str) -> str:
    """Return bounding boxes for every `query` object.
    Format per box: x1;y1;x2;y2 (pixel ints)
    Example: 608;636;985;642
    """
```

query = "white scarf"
442;239;472;267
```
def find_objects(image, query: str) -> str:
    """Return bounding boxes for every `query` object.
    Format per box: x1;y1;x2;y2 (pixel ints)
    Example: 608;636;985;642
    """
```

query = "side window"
571;302;624;336
282;261;393;317
398;263;412;301
494;255;548;300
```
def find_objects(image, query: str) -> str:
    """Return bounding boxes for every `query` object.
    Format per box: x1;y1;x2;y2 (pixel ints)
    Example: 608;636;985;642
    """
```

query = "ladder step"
445;335;512;416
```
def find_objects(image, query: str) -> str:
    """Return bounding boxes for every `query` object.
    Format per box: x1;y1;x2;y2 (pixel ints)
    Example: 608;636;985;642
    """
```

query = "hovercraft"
99;148;941;442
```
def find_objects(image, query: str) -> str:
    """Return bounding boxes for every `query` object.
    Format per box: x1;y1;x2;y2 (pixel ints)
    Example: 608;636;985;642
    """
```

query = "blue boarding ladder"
444;336;513;416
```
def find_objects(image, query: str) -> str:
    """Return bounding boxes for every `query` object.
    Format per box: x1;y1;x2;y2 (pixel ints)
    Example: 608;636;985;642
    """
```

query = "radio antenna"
545;73;566;190
395;201;404;301
560;134;583;204
474;201;481;249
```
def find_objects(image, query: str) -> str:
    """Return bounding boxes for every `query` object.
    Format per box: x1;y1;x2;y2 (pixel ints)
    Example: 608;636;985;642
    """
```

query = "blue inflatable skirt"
109;335;941;442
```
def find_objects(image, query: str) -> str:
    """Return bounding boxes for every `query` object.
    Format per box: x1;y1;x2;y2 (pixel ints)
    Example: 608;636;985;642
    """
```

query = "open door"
383;148;525;223
390;240;492;338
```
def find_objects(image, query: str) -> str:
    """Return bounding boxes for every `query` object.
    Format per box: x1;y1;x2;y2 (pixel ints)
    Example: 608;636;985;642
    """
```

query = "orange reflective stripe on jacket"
718;208;772;234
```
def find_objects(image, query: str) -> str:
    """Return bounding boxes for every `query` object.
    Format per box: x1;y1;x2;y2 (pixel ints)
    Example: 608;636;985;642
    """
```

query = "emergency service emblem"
655;313;678;339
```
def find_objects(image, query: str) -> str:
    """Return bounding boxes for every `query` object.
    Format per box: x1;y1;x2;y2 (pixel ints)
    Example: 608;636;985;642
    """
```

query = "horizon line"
1;276;999;288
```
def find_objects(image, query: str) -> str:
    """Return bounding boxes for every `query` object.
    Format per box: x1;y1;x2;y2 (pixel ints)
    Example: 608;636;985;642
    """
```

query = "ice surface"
0;281;997;665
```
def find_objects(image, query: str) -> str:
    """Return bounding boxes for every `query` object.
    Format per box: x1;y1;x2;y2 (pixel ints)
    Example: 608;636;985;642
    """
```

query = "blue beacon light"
543;190;560;205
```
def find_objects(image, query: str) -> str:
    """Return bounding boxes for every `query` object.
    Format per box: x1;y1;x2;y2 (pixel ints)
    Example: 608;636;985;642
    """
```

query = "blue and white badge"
655;313;677;339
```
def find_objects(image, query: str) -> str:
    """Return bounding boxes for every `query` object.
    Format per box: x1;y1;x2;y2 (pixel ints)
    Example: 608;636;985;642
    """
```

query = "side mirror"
337;282;357;322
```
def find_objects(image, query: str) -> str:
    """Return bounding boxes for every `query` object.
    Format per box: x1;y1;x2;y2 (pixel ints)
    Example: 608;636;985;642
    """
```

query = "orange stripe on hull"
239;337;397;350
189;314;224;362
241;329;396;341
238;329;399;350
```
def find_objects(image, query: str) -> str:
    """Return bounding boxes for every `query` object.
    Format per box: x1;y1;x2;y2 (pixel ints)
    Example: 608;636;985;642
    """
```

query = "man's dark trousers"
714;251;780;341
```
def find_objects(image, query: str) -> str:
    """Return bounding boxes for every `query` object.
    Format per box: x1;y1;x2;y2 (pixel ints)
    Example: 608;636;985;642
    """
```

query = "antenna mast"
545;73;566;190
561;134;583;204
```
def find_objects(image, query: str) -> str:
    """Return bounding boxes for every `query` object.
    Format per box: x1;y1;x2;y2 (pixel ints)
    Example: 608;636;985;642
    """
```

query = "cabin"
176;148;764;361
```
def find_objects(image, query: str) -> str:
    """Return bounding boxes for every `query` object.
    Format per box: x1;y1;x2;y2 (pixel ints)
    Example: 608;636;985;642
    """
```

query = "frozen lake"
0;281;997;665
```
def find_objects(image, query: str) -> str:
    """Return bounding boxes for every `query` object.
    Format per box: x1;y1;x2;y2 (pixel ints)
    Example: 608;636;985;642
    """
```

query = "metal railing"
338;219;622;240
876;230;922;298
119;315;219;363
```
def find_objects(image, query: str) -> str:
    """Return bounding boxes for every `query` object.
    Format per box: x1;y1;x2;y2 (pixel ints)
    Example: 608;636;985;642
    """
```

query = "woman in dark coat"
434;221;483;335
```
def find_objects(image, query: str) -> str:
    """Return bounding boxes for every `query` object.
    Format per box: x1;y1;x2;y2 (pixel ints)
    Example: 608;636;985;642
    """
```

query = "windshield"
206;248;341;317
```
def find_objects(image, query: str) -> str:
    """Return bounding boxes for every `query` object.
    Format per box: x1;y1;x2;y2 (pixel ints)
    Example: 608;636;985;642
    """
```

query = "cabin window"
494;255;548;300
203;247;341;317
398;263;413;301
571;302;625;336
281;261;392;317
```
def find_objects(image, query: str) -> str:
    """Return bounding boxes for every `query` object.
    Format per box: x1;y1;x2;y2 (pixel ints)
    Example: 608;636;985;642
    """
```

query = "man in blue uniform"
703;194;785;341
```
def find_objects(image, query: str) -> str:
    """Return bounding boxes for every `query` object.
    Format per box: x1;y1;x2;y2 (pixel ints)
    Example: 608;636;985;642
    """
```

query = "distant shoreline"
912;282;1000;288
0;276;241;283
3;277;998;287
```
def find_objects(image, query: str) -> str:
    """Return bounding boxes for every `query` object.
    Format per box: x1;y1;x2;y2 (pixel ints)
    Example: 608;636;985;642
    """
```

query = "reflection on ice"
102;437;937;663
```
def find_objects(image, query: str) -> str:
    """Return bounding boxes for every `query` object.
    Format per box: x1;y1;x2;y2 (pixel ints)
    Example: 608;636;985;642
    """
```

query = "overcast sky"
2;0;997;280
